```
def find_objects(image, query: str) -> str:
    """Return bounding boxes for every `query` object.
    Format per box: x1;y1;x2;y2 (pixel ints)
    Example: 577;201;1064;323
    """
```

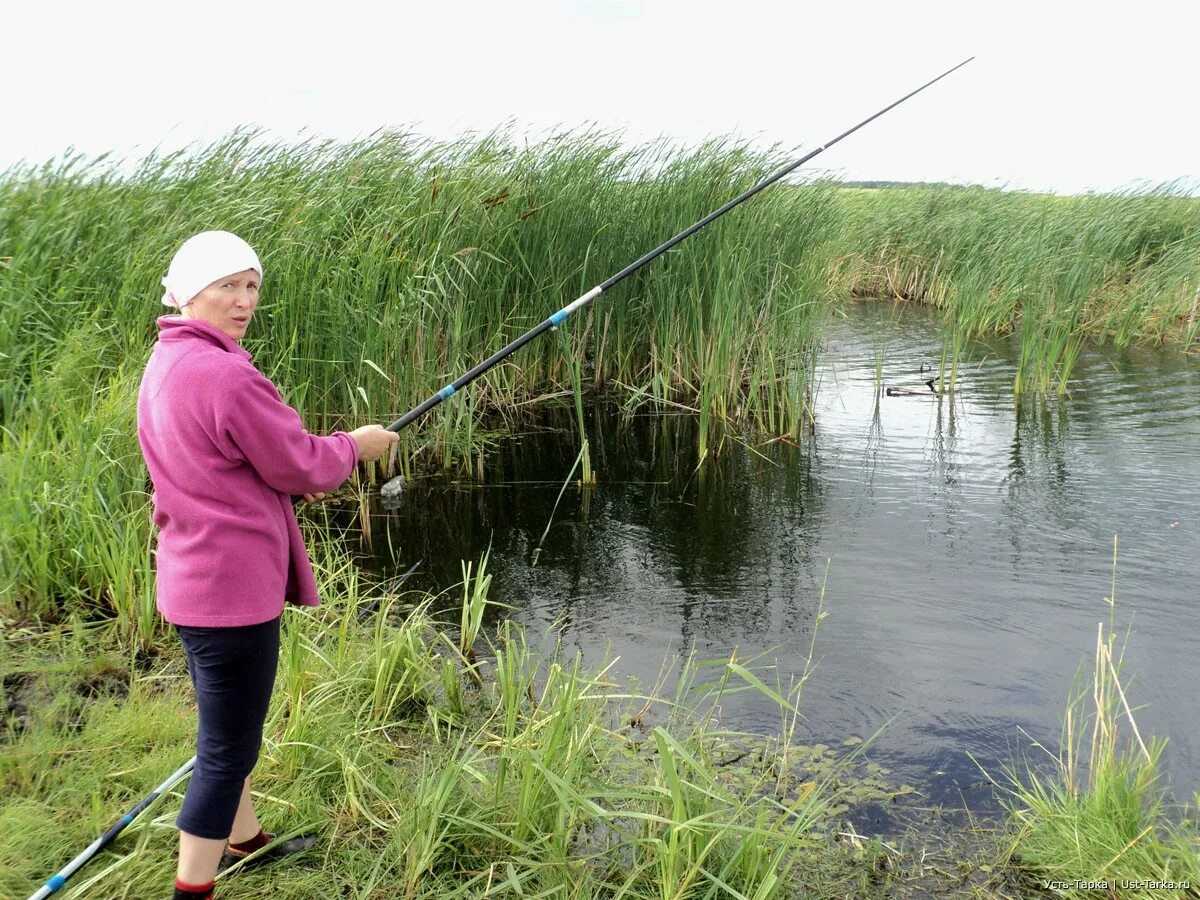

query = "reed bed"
0;130;835;446
5;132;1200;628
832;184;1200;393
0;131;834;627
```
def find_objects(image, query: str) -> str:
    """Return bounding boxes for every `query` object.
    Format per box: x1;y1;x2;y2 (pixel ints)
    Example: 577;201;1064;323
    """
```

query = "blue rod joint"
47;874;66;893
549;309;568;326
437;385;456;401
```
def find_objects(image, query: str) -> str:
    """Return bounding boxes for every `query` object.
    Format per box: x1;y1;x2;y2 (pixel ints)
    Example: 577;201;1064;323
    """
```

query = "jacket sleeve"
210;365;360;495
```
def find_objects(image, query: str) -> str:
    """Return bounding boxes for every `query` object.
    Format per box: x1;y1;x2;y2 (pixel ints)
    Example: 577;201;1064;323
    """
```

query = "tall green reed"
834;184;1200;395
6;132;1198;631
1;130;833;626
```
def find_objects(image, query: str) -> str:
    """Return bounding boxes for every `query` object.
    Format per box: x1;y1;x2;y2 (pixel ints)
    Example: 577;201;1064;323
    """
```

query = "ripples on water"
363;302;1200;816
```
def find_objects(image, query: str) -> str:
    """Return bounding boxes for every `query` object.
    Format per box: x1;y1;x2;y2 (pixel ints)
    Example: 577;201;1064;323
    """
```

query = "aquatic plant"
4;132;1199;628
833;184;1200;394
996;542;1200;896
0;131;834;625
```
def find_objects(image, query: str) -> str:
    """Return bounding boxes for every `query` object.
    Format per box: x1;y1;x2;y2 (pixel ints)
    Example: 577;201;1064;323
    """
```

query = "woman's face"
181;269;260;342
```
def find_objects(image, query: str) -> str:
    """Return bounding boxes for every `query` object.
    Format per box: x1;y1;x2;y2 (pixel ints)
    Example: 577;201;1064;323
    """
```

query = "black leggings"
175;616;281;840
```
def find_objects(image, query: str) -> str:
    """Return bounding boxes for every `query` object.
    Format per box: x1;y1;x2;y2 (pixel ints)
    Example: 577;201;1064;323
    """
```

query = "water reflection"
361;301;1200;819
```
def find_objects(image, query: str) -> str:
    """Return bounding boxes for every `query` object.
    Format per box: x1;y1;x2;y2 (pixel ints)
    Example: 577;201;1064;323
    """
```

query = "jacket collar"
156;315;252;362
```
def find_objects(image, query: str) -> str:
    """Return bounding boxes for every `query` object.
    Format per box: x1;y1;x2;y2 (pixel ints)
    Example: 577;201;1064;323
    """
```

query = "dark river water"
360;301;1200;820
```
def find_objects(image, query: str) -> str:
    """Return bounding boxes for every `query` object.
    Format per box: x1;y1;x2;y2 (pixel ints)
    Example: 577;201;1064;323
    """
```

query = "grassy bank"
1;535;901;900
7;536;1197;899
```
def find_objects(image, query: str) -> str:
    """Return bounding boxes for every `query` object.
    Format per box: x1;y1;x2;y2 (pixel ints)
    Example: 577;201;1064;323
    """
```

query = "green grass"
994;546;1200;898
832;184;1200;394
0;130;835;630
5;134;1200;626
2;537;862;900
12;538;1196;900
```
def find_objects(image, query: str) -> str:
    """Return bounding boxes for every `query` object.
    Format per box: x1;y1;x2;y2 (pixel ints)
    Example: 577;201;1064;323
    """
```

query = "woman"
137;230;399;900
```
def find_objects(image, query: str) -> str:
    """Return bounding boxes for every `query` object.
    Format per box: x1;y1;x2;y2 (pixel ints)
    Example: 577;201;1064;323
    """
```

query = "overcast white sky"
4;0;1198;194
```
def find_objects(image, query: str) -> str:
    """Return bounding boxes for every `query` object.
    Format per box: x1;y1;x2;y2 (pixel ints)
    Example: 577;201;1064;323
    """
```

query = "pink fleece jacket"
137;316;360;627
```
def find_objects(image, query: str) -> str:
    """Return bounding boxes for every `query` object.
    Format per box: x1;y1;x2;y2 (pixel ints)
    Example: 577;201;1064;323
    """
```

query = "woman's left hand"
301;492;327;505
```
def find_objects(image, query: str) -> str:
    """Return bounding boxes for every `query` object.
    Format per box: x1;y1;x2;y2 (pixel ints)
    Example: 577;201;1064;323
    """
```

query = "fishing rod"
373;57;973;503
41;64;971;894
27;756;196;900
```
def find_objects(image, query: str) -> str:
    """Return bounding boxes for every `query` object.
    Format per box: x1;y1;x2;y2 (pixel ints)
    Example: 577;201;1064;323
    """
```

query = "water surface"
362;301;1200;818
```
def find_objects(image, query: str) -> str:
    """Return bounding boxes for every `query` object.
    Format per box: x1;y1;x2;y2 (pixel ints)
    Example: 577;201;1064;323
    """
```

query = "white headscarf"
161;231;263;307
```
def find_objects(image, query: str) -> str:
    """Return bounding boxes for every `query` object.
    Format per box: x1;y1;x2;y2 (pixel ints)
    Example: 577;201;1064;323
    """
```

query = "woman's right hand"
349;425;400;462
